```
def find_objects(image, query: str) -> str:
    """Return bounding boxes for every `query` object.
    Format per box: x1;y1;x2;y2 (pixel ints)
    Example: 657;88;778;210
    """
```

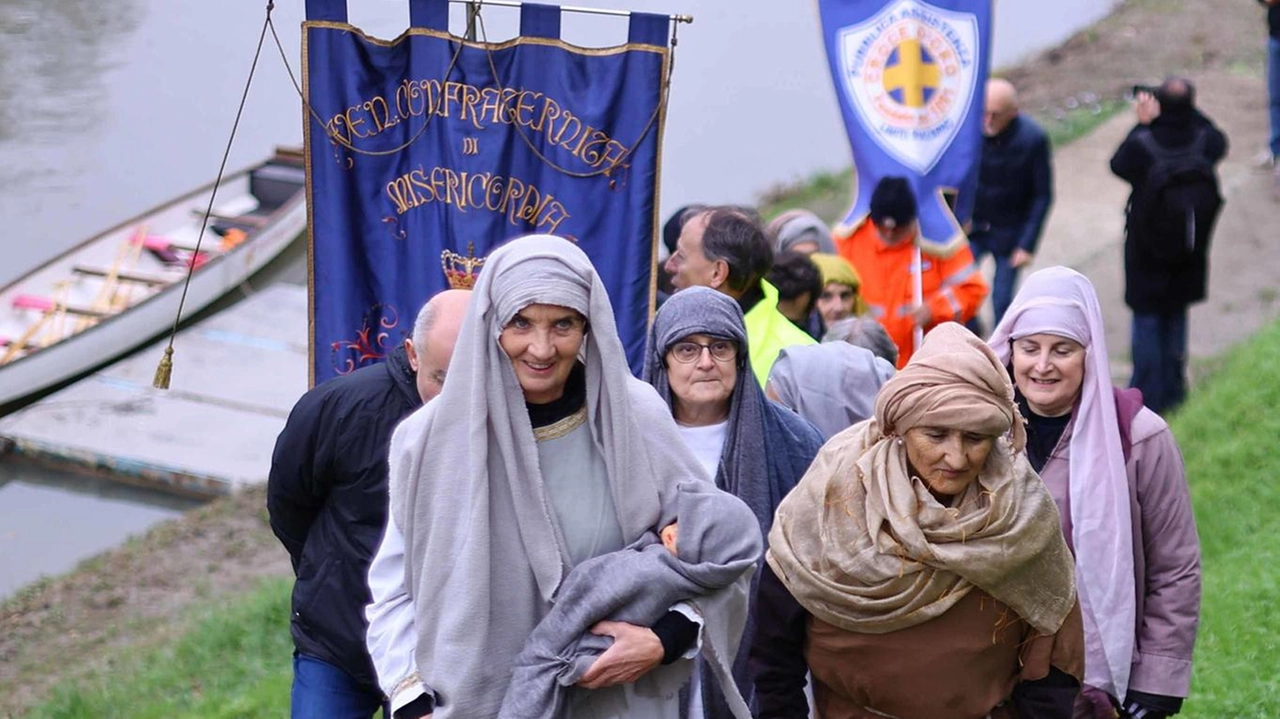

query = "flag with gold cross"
819;0;991;256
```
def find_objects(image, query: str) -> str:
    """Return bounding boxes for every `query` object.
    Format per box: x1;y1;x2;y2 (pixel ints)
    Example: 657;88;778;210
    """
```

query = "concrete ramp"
0;284;308;498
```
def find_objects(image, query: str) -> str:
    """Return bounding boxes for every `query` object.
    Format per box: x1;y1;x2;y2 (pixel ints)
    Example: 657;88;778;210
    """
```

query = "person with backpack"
1110;77;1227;414
990;266;1201;719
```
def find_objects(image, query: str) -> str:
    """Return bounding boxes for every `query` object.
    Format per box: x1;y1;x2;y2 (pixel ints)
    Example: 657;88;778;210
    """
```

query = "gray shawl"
765;209;837;254
641;286;824;718
767;343;897;440
499;481;761;719
388;235;739;718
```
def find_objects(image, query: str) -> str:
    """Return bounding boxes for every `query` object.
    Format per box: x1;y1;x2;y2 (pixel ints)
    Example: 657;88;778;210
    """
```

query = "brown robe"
751;560;1085;719
804;590;1083;719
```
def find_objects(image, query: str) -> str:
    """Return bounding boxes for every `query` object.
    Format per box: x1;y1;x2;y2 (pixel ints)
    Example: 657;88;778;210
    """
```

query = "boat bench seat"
11;294;109;319
72;265;175;287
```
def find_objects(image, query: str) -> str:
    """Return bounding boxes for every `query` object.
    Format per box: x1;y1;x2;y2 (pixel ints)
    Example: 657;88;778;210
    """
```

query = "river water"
0;0;1116;599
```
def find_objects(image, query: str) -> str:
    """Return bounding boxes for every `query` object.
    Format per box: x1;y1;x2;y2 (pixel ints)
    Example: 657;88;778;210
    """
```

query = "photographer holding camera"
1110;77;1227;416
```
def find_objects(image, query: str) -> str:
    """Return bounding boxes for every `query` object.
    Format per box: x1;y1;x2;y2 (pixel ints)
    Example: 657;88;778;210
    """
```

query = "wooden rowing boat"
0;148;306;410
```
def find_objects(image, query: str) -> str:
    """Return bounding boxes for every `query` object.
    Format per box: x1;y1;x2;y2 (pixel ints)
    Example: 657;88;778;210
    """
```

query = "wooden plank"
73;265;174;287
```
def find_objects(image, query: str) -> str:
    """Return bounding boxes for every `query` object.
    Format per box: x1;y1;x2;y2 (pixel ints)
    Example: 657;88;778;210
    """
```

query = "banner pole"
912;244;924;353
465;1;479;40
446;0;692;24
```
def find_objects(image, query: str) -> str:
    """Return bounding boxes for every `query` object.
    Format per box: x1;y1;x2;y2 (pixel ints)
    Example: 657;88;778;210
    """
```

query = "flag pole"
912;243;924;352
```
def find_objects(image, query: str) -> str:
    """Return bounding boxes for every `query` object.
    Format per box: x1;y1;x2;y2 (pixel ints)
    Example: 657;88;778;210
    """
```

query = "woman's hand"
575;620;664;689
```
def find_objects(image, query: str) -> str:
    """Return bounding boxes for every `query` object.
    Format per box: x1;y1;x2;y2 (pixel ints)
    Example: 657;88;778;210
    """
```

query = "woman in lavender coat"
989;267;1201;719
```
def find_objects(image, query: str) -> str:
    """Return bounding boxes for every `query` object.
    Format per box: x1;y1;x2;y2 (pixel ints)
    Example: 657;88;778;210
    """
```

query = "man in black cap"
832;176;987;367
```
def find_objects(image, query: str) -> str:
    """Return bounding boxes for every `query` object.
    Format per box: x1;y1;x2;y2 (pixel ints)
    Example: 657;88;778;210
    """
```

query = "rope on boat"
153;1;275;390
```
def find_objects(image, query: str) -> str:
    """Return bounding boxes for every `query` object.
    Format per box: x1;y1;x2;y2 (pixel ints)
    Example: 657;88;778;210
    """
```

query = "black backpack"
1130;126;1222;262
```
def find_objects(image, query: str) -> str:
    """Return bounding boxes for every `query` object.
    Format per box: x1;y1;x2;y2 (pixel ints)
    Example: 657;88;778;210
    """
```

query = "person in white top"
366;236;755;719
643;286;824;718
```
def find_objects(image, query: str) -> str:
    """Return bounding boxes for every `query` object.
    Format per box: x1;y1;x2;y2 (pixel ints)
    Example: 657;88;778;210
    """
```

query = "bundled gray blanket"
498;481;762;719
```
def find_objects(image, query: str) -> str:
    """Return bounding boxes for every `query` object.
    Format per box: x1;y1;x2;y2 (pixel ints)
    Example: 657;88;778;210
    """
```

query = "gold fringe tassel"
153;346;174;390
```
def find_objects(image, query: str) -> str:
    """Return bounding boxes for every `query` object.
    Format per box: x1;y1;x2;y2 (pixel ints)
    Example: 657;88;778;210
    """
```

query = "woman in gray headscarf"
766;342;896;440
765;209;837;255
366;236;756;719
643;286;825;718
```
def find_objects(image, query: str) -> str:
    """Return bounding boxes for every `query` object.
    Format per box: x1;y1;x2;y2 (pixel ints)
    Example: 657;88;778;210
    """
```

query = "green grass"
26;577;294;719
1170;321;1280;717
1042;98;1128;148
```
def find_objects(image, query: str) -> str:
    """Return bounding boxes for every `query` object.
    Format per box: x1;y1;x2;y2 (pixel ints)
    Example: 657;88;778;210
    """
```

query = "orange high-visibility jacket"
835;220;988;368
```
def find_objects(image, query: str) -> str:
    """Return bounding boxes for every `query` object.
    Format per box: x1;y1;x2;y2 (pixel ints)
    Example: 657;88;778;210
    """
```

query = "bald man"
268;289;471;719
970;78;1054;328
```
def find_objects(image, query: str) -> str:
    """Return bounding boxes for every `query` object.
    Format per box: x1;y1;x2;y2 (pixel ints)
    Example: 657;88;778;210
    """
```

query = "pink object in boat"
12;295;56;312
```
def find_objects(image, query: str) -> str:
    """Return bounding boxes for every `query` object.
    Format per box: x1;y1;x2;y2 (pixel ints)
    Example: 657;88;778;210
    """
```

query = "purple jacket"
1037;404;1201;699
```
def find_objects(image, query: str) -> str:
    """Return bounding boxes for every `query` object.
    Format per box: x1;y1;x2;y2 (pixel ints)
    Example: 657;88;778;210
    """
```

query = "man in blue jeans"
1262;1;1280;185
268;289;470;718
1109;78;1227;415
969;78;1054;331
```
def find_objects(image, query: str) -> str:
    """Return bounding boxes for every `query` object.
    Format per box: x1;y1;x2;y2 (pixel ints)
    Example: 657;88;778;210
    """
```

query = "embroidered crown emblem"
441;243;486;290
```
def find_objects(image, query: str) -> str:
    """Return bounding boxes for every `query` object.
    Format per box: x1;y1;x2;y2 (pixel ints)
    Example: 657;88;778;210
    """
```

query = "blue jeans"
970;245;1019;330
1130;310;1188;416
291;654;388;719
1269;38;1280;157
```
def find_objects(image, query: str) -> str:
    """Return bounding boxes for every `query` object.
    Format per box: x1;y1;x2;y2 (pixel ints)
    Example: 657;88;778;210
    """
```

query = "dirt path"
3;1;1279;716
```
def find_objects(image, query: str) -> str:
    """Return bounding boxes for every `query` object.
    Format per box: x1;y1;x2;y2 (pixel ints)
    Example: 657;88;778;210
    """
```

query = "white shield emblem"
836;0;980;174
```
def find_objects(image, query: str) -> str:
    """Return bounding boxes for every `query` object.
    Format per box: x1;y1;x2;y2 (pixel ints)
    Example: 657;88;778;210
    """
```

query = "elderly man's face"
405;292;470;403
664;213;721;292
983;84;1018;137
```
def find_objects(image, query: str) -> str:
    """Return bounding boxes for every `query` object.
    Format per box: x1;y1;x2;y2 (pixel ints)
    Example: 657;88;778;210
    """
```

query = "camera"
1129;84;1158;99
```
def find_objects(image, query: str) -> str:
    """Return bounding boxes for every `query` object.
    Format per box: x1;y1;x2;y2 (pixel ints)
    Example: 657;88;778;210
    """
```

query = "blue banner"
304;0;670;382
818;0;991;256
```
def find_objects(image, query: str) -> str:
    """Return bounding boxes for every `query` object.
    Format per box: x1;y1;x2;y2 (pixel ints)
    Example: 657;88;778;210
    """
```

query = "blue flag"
818;0;991;256
303;0;670;383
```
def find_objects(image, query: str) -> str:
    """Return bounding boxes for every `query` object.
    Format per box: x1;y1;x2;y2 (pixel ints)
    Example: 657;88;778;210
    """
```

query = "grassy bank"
26;578;293;718
18;321;1280;717
1171;321;1280;717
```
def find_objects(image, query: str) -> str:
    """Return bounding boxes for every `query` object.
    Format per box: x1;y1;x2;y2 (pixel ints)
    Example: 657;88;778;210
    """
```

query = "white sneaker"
1253;149;1276;170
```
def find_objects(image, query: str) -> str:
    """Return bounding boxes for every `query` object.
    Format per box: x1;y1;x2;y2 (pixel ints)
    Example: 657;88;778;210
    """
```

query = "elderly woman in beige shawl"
750;322;1085;719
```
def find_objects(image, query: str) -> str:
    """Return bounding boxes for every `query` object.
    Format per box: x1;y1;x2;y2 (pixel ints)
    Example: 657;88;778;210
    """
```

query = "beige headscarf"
767;323;1076;636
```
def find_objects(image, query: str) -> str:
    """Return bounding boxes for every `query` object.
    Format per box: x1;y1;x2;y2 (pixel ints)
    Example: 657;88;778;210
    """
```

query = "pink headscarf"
988;266;1135;700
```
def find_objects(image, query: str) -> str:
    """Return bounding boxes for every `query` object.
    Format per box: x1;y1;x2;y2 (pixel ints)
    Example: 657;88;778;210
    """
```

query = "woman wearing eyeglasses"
644;286;824;718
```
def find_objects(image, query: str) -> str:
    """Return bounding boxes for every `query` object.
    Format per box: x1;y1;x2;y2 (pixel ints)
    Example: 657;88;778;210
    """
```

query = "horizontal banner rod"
450;0;693;24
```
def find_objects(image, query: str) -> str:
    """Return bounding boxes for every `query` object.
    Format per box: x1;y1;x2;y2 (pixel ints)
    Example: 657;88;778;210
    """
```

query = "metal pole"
465;1;479;40
448;0;693;24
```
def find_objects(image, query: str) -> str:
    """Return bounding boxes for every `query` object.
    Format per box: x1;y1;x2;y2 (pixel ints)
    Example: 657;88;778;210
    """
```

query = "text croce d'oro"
327;80;636;235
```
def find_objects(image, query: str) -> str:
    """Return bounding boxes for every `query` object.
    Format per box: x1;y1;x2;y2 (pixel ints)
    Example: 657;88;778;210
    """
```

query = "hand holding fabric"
575;620;664;689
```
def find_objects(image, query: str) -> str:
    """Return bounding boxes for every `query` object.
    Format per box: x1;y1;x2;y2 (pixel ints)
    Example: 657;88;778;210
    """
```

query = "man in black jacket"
1110;77;1227;417
268;288;470;718
970;78;1054;330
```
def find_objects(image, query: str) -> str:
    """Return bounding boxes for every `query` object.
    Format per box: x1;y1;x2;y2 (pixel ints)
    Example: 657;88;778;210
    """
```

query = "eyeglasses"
668;339;738;364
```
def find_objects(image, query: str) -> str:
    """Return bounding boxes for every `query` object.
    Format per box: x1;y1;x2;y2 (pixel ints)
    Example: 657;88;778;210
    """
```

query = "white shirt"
677;421;730;482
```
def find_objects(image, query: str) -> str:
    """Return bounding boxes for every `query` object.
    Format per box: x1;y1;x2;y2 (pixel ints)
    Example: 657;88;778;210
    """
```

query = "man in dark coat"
267;288;470;718
1110;77;1228;415
970;78;1054;329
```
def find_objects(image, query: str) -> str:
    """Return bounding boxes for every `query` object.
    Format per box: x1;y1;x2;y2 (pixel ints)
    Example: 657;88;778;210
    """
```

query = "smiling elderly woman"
751;322;1085;719
365;236;756;719
989;267;1201;719
644;286;824;717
